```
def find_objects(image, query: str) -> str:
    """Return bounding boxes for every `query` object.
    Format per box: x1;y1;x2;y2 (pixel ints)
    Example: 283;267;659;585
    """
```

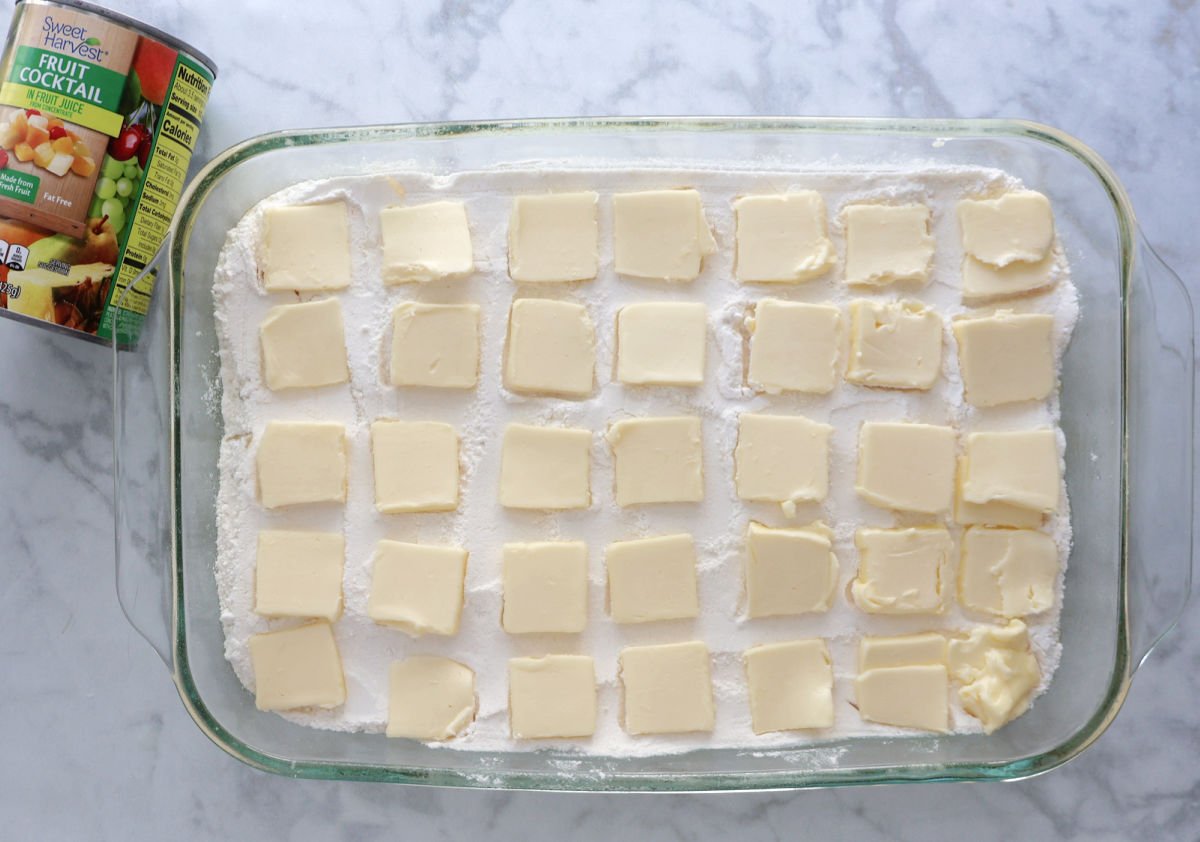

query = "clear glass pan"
113;118;1194;790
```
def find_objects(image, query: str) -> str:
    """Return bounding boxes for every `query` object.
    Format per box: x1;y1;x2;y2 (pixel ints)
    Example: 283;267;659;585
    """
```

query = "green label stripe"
0;82;123;135
0;168;39;203
6;45;127;111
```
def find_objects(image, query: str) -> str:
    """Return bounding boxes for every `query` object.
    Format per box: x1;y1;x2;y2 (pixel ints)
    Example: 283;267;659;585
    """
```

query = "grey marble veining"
1;0;1198;838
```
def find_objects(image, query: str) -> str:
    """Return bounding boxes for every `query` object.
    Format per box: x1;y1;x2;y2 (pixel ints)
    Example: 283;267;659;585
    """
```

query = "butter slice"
504;298;595;397
958;191;1054;268
606;534;699;624
733;192;836;283
619;641;715;735
962;252;1059;302
949;620;1040;733
259;298;349;391
613;189;716;281
842;203;935;286
856;422;956;514
953;311;1055;407
744;639;834;733
254;530;344;621
502;542;589;634
261;202;351;291
370;420;459;513
367;541;467;637
387;656;476;740
389;302;480;389
257;421;347;509
851;527;952;615
856;633;950;732
249;621;346;711
508;192;599;282
746;299;841;395
380;200;473;283
859;632;947;670
607;416;703;506
734;413;832;511
846;299;943;390
745;521;838;618
499;423;591;510
962;430;1060;513
955;458;1044;528
508;655;597;739
960;527;1057;617
616;302;706;386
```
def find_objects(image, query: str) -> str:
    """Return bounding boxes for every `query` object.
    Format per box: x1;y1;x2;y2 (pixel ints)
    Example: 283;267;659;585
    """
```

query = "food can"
0;0;215;345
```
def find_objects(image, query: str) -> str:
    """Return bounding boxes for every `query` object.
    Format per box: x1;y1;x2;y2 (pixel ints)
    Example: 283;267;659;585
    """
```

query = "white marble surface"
2;0;1197;837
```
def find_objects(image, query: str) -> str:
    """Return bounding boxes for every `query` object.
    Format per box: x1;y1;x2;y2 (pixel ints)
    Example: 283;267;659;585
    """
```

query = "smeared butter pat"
508;192;599;282
616;302;707;386
746;299;841;395
962;430;1060;513
607;416;703;506
380;200;473;283
499;423;592;510
249;621;346;711
846;299;943;390
953;311;1055;407
856;422;956;514
387;656;476;740
606;534;699;624
370;420;459;513
733;192;835;283
261;202;351;291
504;298;595;397
501;542;589;634
613;189;716;281
960;527;1057;617
745;521;838;618
734;413;832;510
367;541;467;637
851;527;952;615
254;530;344;621
508;655;597;739
855;634;948;732
259;298;349;391
256;421;347;509
949;620;1040;733
962;252;1060;302
859;632;947;670
389;302;480;389
955;458;1044;528
842;203;935;286
744;639;834;733
619;641;715;735
958;191;1054;268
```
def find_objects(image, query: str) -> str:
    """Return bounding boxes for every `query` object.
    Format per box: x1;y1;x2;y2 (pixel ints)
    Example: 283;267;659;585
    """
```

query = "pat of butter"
616;301;707;386
746;299;841;395
962;430;1060;513
953;311;1055;407
734;413;832;510
842;203;935;286
386;656;476;740
855;664;948;732
380;200;473;283
259;298;349;391
389;302;480;389
958;191;1054;268
851;526;952;615
260;202;351;292
501;542;589;634
859;632;947;670
619;641;715;735
370;420;459;514
249;621;346;711
499;423;591;510
949;620;1040;733
606;534;699;624
733;192;836;283
504;298;595;397
846;299;943;390
253;530;344;621
367;541;467;637
961;252;1060;302
745;520;838;618
256;421;347;509
744;639;834;733
856;422;956;514
607;416;704;506
955;458;1044;528
508;655;597;739
960;527;1057;617
508;192;599;282
613;189;716;281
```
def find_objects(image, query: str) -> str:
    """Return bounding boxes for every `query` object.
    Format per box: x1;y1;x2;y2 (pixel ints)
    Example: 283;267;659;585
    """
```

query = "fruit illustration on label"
0;111;97;178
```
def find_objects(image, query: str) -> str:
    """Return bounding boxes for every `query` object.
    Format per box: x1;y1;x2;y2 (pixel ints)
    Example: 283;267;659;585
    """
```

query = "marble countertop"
2;0;1197;837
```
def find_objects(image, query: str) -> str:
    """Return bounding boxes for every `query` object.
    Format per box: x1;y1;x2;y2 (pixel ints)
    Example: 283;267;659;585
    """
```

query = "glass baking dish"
112;117;1194;791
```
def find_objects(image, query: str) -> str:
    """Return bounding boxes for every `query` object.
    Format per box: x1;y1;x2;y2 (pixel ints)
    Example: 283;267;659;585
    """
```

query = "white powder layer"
213;164;1078;757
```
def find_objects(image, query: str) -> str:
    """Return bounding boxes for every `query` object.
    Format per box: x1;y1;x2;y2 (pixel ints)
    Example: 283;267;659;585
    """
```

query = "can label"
0;0;213;343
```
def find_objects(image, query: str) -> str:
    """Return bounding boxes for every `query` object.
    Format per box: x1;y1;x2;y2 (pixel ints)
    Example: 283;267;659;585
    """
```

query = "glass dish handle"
112;243;174;671
1127;235;1195;671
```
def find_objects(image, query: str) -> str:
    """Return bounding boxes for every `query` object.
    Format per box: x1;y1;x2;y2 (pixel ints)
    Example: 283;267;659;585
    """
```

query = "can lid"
15;0;218;78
